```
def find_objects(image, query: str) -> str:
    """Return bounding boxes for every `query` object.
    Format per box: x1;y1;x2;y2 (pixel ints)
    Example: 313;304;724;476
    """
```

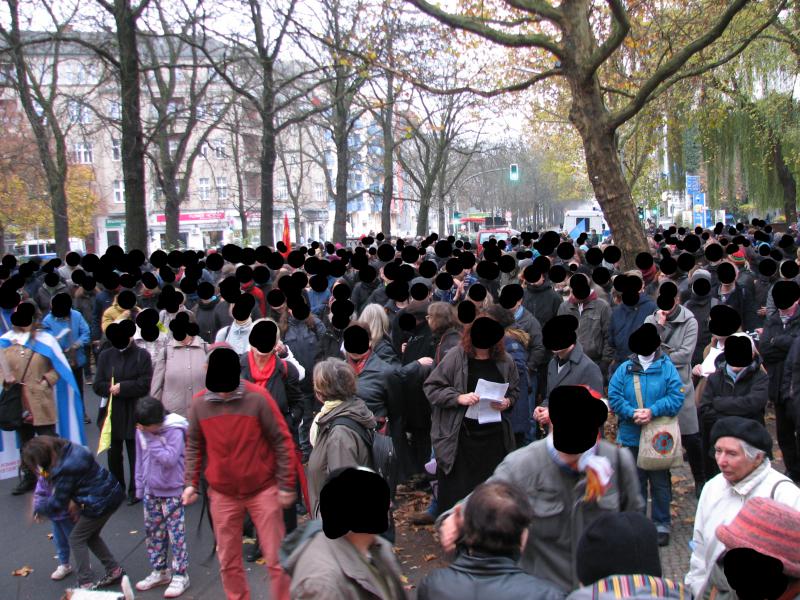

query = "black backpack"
328;416;399;497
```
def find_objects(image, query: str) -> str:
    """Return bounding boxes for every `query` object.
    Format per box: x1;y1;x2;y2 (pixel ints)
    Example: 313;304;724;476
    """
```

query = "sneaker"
164;574;190;598
94;566;125;589
136;570;172;591
657;531;670;547
51;564;73;580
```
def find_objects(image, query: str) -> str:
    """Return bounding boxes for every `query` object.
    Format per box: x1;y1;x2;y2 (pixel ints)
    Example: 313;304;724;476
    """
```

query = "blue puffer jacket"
608;352;684;448
41;442;125;519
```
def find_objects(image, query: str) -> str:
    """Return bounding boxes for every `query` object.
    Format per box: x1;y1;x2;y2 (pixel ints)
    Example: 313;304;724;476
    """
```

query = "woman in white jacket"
686;416;800;597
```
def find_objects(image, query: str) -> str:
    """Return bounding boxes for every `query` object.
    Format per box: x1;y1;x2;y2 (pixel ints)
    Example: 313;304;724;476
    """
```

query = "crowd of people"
2;219;800;599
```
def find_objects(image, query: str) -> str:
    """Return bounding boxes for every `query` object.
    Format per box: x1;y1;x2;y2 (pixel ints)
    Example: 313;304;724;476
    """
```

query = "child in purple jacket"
133;397;190;598
33;474;76;581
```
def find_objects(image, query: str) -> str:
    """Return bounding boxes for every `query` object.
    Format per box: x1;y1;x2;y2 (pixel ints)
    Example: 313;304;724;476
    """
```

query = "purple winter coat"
134;412;188;499
33;476;70;521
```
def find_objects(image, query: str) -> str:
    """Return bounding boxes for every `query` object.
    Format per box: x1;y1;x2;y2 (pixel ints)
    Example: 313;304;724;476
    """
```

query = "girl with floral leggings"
134;397;190;598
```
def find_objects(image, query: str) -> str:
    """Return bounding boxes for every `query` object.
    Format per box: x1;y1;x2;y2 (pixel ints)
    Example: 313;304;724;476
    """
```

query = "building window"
198;143;208;158
111;137;121;161
72;142;93;164
216;176;228;200
214;140;227;159
108;99;122;120
198;177;210;201
113;179;124;203
276;182;288;200
67;100;92;124
314;183;325;203
168;139;179;158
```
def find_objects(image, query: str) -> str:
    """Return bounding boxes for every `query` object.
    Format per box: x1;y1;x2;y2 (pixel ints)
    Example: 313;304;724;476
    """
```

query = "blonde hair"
359;303;390;345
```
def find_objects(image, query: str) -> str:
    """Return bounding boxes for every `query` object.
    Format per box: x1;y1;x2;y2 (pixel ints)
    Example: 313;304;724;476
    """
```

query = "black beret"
710;416;773;459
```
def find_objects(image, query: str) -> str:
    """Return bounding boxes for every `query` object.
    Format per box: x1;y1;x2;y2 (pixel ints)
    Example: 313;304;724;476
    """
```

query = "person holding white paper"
424;316;519;514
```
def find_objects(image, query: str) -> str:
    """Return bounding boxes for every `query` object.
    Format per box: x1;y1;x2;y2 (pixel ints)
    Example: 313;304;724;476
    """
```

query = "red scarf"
347;351;371;375
248;351;277;388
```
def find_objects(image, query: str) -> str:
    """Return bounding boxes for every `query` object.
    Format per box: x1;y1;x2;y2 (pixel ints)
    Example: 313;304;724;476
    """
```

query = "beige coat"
4;344;58;426
149;336;208;417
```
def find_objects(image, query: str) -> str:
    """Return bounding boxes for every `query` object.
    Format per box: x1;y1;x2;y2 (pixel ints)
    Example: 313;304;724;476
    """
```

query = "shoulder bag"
0;348;35;431
634;373;683;471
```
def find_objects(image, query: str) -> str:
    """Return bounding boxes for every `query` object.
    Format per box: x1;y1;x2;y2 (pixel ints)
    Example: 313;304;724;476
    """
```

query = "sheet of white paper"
465;379;509;424
701;346;724;376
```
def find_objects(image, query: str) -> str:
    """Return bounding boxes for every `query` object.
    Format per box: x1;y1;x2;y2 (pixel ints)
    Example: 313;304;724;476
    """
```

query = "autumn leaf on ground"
12;566;33;577
423;554;437;562
255;558;266;566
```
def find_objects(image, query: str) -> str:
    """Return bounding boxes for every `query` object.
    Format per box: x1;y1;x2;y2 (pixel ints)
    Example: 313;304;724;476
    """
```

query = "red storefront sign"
154;211;225;223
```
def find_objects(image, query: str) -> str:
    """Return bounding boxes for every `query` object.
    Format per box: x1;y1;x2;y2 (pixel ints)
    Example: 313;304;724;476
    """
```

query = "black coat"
417;552;565;600
700;356;769;428
354;352;397;419
684;294;718;366
93;344;153;440
522;282;563;327
351;279;381;314
759;311;800;404
193;297;220;343
240;353;304;434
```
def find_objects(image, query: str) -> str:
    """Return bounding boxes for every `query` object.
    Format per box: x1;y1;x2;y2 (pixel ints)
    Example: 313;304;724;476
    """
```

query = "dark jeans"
629;445;672;531
776;401;800;481
108;438;136;496
18;423;57;447
70;510;119;585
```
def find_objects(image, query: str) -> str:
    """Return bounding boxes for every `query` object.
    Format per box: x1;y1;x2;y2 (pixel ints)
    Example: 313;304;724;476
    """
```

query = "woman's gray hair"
313;358;357;403
358;304;390;344
739;440;766;461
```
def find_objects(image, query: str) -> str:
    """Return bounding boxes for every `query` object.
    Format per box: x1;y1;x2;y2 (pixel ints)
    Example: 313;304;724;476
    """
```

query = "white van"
562;209;608;240
13;238;86;260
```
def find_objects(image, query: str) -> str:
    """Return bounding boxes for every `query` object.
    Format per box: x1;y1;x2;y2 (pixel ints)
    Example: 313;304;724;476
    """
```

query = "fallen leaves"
423;554;437;562
12;566;33;577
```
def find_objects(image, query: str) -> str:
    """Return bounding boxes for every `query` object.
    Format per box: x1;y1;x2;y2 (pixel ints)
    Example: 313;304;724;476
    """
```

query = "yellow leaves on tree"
0;172;51;237
66;165;100;239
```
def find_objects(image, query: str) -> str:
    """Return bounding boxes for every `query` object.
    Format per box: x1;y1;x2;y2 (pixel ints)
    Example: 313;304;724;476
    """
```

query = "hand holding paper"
465;379;510;424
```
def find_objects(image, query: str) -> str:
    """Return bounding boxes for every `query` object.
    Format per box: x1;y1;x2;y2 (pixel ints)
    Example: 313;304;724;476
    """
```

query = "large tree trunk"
332;113;349;244
163;185;180;249
774;140;797;225
260;126;276;246
293;203;302;243
437;194;446;237
568;80;647;268
416;189;433;236
380;71;395;237
115;0;148;252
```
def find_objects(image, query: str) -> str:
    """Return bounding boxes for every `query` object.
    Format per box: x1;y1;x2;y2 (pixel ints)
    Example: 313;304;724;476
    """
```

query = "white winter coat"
685;459;800;596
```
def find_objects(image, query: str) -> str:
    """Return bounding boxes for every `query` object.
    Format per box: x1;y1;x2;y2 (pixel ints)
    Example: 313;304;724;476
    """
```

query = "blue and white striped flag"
0;330;85;479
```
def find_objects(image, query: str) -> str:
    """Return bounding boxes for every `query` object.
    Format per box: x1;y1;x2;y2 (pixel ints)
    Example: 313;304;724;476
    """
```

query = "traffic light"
509;164;519;182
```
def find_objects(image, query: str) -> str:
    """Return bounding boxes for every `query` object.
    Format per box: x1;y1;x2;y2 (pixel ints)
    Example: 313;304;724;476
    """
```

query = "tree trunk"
774;140;797;225
437;194;446;237
0;221;5;257
568;79;647;269
164;185;180;249
260;126;276;246
332;115;349;245
115;0;148;252
293;202;302;244
381;76;395;237
416;189;433;236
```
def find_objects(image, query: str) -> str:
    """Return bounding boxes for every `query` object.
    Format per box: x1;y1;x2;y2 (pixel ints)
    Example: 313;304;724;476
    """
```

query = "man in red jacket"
182;344;296;600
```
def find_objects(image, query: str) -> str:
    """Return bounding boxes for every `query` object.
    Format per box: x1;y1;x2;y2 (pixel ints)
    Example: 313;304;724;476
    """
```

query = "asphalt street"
0;387;272;600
